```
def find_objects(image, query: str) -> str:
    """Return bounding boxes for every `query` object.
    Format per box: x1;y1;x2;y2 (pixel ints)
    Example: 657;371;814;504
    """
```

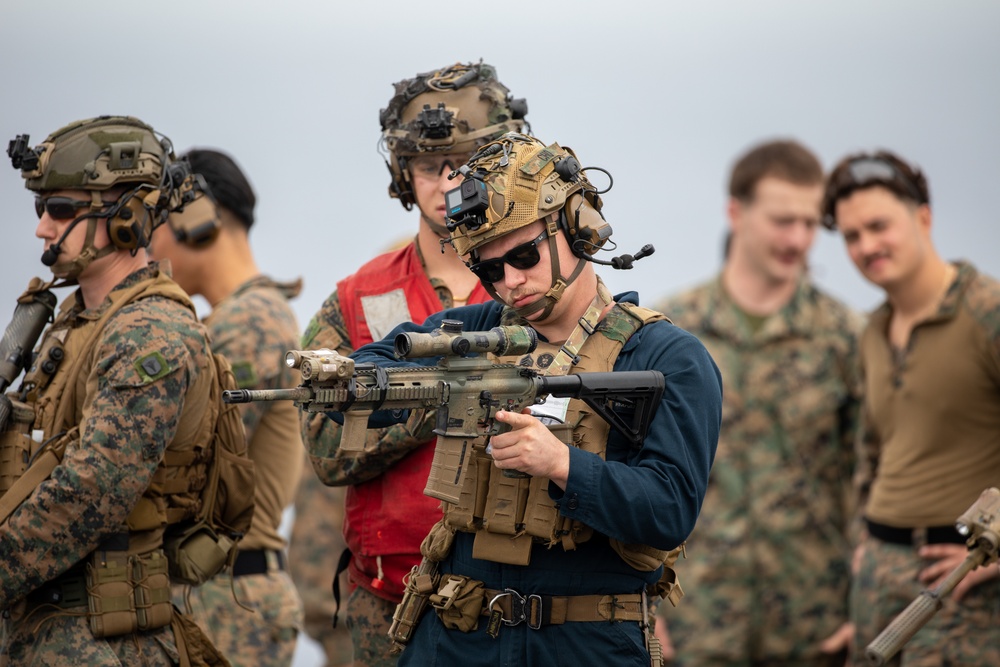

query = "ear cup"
389;155;415;210
170;193;221;247
564;192;612;256
107;195;150;250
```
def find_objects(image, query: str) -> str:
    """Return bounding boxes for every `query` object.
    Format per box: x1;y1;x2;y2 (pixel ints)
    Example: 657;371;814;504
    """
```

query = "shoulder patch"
134;351;170;383
230;360;259;389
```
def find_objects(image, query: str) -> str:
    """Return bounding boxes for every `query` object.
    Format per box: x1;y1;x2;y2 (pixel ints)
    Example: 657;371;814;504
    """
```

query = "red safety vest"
337;242;490;601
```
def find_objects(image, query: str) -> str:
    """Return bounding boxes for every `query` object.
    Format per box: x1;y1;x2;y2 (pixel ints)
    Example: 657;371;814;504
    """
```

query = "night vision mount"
416;103;455;140
7;135;42;172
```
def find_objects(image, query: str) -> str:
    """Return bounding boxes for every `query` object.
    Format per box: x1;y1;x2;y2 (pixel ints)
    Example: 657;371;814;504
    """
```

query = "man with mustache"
824;149;1000;666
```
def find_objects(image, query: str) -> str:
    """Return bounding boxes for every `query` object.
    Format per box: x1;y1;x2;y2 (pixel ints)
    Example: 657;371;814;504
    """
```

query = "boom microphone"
578;243;655;270
40;214;91;266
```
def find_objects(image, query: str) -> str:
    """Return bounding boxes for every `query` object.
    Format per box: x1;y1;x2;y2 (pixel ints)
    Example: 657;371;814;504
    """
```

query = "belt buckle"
489;588;543;629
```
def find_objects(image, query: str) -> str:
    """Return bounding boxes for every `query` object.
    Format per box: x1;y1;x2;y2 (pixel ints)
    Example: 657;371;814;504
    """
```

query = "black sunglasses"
468;231;547;284
35;195;92;220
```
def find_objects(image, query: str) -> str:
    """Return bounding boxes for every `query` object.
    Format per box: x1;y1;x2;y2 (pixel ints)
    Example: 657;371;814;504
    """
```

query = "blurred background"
2;2;998;664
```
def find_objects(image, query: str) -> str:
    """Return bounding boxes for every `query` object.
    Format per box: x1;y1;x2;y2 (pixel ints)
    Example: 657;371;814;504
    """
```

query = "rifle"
224;320;664;504
866;487;1000;665
0;279;57;432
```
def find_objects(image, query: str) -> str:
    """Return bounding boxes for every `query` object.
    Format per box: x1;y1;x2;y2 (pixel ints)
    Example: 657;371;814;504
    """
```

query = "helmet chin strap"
47;192;121;280
49;216;116;280
421;211;452;240
481;217;593;321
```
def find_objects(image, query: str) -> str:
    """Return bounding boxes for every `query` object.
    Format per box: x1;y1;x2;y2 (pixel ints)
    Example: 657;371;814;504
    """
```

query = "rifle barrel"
223;387;313;404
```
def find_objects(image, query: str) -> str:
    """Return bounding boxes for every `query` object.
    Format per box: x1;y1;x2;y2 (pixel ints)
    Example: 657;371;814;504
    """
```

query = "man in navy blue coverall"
329;133;722;666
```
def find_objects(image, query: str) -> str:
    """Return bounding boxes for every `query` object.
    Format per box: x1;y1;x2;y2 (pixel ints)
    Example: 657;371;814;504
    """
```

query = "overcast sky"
2;2;998;663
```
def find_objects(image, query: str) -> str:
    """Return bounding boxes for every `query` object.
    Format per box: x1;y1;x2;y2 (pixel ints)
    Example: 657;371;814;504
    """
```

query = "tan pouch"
430;574;485;633
472;529;533;566
163;522;235;586
482;465;530;535
609;539;669;572
86;550;137;638
133;550;173;631
0;397;36;497
389;558;441;652
443;447;488;531
420;520;457;562
521;473;561;542
646;543;687;608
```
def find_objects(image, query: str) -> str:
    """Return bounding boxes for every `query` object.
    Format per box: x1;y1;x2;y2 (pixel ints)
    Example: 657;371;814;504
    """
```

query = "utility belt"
389;521;667;666
231;548;285;577
478;587;645;629
866;518;966;547
428;574;645;635
22;539;173;639
389;563;648;642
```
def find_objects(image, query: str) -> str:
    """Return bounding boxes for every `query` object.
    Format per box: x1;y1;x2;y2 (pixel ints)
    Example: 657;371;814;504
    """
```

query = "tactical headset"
166;173;221;248
444;133;654;319
8;116;202;277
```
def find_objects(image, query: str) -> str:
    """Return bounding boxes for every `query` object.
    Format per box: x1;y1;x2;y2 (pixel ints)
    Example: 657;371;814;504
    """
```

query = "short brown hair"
822;149;930;229
728;139;823;202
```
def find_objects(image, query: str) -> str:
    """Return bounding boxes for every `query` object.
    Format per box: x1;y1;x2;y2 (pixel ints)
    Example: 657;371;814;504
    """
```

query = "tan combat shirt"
860;261;1000;527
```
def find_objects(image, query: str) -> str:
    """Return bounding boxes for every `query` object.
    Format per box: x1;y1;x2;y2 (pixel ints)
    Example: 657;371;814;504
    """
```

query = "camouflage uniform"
656;275;862;666
850;261;1000;666
294;259;471;667
175;276;305;666
288;461;352;667
0;263;213;665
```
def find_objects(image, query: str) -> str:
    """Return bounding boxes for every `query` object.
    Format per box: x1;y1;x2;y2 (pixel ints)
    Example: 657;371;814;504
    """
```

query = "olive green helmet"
379;61;528;210
7;115;188;279
10;115;171;193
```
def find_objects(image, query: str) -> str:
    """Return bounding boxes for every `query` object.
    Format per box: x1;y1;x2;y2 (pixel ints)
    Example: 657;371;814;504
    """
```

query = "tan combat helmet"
380;61;528;211
8;115;193;279
443;132;616;320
